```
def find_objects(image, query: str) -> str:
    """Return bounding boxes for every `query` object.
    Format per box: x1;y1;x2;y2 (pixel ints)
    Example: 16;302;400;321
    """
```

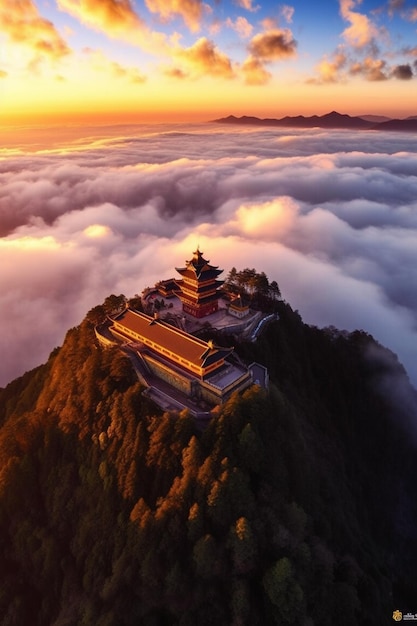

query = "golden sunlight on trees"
0;298;416;623
229;516;258;575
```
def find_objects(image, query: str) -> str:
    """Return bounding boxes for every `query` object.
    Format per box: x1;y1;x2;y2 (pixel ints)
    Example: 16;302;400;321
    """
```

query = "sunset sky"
1;0;417;124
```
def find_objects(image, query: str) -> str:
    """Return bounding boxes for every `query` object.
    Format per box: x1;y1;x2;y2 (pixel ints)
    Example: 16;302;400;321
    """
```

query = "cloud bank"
1;124;417;389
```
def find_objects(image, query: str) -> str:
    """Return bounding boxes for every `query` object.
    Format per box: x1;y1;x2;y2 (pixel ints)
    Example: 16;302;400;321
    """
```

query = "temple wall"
199;384;222;406
229;306;249;319
143;352;252;406
143;354;193;396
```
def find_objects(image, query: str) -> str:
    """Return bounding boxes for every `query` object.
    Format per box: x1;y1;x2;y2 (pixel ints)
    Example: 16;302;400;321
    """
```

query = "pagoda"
175;248;224;318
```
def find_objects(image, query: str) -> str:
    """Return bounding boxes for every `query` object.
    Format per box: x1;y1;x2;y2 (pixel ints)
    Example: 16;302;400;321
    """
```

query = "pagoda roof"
112;309;232;369
175;247;223;280
156;278;178;296
176;266;223;281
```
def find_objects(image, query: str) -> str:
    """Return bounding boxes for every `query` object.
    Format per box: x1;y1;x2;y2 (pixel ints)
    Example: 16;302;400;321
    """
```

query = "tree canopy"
224;267;281;305
0;296;416;625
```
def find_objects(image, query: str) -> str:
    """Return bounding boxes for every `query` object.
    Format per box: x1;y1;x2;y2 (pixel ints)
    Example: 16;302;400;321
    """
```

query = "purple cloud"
1;123;417;389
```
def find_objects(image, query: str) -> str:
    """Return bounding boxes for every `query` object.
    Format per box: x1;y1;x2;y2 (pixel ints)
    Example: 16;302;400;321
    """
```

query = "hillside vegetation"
0;300;416;625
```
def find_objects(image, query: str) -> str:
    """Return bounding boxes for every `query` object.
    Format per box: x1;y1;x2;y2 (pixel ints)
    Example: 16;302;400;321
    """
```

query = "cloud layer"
1;124;417;389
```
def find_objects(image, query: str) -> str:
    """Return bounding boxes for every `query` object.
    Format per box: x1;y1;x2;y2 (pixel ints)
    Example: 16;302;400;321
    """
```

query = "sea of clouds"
1;123;417;389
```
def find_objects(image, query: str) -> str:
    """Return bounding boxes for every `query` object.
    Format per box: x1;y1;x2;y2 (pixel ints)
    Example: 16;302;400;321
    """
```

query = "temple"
108;309;252;407
95;246;269;415
175;248;223;318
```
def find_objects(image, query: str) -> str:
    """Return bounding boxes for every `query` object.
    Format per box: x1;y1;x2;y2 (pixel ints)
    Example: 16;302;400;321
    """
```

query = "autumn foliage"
0;299;416;624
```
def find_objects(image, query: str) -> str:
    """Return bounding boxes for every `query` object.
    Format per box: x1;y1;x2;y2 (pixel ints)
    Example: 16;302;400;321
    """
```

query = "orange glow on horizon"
0;69;415;132
0;0;416;136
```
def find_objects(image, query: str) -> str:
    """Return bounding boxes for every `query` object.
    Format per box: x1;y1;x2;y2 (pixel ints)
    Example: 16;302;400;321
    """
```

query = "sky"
1;0;417;124
1;122;417;392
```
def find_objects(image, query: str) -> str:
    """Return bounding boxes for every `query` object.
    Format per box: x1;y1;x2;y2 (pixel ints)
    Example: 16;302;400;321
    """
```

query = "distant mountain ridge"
212;110;417;132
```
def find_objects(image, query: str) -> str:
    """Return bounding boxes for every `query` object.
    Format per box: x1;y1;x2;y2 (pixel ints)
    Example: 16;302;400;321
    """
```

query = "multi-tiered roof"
175;248;224;318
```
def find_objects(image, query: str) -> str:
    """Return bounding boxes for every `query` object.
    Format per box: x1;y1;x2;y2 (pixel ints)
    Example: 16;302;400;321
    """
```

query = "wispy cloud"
241;56;271;85
391;63;414;79
83;48;147;83
172;37;235;79
308;0;416;84
57;0;168;53
387;0;417;21
248;28;297;61
234;0;260;12
280;5;295;24
242;26;297;85
339;0;381;48
144;0;205;33
308;51;347;84
0;0;70;66
349;56;388;81
387;0;405;15
226;16;254;39
57;0;144;34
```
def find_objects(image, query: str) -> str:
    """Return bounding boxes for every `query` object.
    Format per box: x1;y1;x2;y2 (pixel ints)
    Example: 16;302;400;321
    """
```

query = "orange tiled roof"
112;309;231;368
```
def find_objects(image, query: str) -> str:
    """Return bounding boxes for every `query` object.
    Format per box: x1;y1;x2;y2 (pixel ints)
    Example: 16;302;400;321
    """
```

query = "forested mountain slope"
0;301;416;625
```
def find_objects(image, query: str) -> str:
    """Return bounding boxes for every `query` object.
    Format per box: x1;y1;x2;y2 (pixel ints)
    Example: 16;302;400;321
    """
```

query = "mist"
1;123;417;388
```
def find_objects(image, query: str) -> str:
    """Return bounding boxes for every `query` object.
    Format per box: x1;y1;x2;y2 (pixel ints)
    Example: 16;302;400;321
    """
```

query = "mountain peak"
322;110;344;117
211;111;417;131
